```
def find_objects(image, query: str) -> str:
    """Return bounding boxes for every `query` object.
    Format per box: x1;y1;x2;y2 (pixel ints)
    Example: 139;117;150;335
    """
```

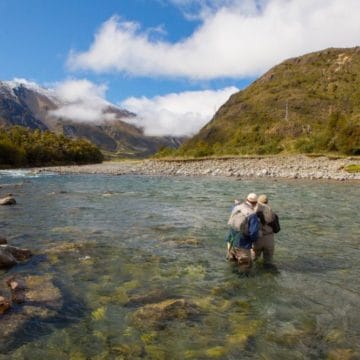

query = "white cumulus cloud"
68;0;360;80
120;86;238;136
50;79;115;122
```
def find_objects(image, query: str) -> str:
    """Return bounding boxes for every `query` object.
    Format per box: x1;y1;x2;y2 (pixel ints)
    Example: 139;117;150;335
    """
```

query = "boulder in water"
0;237;7;245
0;195;16;205
0;245;32;269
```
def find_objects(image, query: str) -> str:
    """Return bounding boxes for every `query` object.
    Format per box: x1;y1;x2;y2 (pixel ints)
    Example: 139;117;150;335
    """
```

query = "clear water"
0;172;359;359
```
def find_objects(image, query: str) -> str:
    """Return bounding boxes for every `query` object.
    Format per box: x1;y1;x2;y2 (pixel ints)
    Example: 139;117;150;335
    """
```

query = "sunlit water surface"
0;171;359;359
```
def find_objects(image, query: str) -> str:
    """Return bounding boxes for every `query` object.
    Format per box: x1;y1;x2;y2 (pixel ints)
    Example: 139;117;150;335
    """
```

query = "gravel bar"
35;155;360;181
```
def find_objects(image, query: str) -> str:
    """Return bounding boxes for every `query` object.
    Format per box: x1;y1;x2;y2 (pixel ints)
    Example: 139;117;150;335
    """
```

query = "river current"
0;171;359;359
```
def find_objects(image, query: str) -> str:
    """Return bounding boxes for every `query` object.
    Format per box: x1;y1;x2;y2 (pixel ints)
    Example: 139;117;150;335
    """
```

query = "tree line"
0;126;103;167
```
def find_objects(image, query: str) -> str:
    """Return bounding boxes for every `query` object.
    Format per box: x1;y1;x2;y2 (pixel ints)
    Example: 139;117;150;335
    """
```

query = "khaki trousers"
253;233;274;264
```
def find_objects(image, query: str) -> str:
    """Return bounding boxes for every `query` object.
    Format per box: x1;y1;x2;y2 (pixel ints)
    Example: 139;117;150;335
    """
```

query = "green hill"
175;47;360;157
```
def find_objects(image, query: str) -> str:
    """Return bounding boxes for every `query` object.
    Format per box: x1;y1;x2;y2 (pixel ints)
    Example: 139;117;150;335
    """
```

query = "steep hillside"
0;81;183;158
179;47;360;156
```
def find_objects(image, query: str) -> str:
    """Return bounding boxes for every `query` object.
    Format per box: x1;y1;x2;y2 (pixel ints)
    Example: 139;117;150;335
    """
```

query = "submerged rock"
0;245;32;269
0;274;63;341
0;295;11;315
6;277;26;304
0;195;16;206
5;274;62;308
44;241;87;264
327;348;358;360
165;237;202;247
125;289;169;307
132;298;200;330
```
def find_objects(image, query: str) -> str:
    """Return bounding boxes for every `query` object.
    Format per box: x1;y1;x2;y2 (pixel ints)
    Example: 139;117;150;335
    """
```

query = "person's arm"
248;214;260;242
256;211;266;226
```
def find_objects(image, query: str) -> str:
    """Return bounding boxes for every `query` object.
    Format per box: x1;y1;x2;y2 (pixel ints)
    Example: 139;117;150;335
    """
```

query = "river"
0;171;359;359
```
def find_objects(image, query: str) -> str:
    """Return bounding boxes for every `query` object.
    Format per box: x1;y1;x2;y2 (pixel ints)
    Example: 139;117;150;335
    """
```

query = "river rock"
0;245;33;269
0;237;7;245
327;348;358;360
6;275;62;308
37;155;360;181
0;247;17;268
6;277;26;304
132;298;200;330
125;289;169;307
0;274;63;342
0;195;16;205
165;237;201;248
0;295;11;315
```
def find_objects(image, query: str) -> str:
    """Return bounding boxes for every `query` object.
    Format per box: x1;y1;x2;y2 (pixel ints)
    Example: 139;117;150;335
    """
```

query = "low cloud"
50;79;115;122
120;86;238;136
68;0;360;80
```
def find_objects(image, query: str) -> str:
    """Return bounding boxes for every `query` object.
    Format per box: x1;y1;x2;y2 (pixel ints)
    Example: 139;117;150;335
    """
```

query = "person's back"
226;193;260;270
253;195;275;265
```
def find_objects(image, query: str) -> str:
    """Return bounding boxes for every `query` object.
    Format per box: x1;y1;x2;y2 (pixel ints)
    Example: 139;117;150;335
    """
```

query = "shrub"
344;164;360;173
0;126;103;167
0;139;26;165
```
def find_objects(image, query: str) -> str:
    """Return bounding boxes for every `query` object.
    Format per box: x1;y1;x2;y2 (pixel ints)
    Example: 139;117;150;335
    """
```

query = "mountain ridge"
0;80;183;158
176;47;360;157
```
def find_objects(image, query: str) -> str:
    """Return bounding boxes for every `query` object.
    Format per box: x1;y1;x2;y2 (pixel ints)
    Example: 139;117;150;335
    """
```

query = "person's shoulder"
233;203;243;211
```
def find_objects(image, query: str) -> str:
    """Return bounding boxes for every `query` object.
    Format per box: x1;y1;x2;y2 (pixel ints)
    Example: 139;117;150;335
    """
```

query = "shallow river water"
0;171;359;359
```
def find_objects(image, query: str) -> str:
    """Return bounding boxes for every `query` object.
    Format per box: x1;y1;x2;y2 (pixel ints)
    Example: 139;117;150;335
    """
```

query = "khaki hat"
246;193;258;202
258;194;268;204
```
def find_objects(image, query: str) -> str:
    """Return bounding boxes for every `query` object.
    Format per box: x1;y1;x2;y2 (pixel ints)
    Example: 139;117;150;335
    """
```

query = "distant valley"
0;81;184;158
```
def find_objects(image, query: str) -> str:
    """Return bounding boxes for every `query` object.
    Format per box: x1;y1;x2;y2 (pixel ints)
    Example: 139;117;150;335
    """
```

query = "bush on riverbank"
344;164;360;173
0;126;104;167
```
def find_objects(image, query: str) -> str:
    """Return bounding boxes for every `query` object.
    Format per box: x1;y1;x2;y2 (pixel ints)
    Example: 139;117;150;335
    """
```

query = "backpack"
268;213;281;233
228;210;249;234
228;203;254;235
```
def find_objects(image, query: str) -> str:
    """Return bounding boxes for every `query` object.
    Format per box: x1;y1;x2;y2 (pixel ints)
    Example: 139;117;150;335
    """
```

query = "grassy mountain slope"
178;47;360;157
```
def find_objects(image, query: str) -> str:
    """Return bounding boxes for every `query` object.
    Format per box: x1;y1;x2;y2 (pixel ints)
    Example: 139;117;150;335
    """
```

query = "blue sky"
1;0;359;135
0;0;212;99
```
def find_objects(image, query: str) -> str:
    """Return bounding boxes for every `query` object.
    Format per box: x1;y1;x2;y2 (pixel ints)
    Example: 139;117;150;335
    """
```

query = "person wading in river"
226;193;260;270
253;194;279;266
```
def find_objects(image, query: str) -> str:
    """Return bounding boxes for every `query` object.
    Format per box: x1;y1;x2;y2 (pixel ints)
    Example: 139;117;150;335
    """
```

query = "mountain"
179;47;360;156
0;80;183;158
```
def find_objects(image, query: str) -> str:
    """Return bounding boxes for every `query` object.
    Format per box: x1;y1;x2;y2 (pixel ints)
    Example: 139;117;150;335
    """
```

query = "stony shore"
36;155;360;181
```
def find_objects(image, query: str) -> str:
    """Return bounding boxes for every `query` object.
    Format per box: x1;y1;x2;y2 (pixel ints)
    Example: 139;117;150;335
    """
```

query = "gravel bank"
37;155;360;181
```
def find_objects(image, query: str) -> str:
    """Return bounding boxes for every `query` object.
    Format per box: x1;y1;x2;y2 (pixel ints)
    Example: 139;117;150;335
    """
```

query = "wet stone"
165;237;202;247
125;289;169;307
0;245;32;269
0;295;11;315
132;298;200;330
0;196;16;206
0;274;63;344
327;348;359;360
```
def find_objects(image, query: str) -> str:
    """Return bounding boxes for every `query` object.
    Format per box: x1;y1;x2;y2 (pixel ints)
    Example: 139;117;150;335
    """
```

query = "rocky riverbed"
36;155;360;181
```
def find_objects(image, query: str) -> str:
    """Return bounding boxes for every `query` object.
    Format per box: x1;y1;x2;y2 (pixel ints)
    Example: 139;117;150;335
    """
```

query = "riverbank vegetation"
344;164;360;173
0;126;103;167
